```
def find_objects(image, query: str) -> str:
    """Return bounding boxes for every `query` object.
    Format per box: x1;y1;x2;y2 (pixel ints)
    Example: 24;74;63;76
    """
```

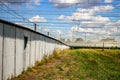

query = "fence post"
34;24;36;31
102;42;104;51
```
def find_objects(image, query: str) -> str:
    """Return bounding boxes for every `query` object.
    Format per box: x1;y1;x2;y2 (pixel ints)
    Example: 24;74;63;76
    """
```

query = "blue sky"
0;0;120;42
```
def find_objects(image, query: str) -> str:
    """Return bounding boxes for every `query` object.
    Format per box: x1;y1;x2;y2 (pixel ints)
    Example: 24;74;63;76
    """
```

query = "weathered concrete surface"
45;37;48;56
39;36;42;61
35;34;40;61
30;32;36;66
39;36;44;61
47;38;50;56
15;28;24;76
42;37;45;56
0;23;3;80
24;30;31;70
0;20;69;80
3;24;15;80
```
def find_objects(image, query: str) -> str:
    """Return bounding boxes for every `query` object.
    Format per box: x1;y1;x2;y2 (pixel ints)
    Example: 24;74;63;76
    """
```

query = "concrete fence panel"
39;36;42;61
30;32;36;66
0;20;69;80
3;24;16;80
24;30;31;70
35;34;40;61
15;28;24;76
42;37;45;56
40;35;44;60
0;23;3;80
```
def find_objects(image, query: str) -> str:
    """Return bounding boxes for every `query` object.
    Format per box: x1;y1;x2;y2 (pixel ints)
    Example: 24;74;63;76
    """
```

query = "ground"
11;49;120;80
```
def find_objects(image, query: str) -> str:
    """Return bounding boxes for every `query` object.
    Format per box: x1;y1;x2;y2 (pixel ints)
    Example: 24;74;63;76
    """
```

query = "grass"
11;49;120;80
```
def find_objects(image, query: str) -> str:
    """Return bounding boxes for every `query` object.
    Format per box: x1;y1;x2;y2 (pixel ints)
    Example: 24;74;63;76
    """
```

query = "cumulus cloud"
29;15;47;23
105;20;120;28
58;15;65;20
104;20;120;36
0;0;40;5
33;0;40;5
58;5;113;22
71;19;120;40
93;5;114;12
44;28;49;32
68;4;119;38
49;0;102;8
71;26;110;35
105;0;113;3
92;16;110;22
57;5;114;40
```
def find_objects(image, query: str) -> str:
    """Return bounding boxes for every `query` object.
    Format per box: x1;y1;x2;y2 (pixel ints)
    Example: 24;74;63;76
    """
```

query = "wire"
0;0;35;25
0;0;120;40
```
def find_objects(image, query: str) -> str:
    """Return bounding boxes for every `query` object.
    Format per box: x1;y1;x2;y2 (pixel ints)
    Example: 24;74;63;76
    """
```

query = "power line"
0;0;35;25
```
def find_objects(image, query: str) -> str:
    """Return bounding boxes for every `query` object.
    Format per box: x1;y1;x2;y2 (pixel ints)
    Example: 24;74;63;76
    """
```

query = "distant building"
66;38;71;42
75;38;84;43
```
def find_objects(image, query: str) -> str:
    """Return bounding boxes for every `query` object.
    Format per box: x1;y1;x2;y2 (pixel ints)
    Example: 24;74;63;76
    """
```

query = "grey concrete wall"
42;37;45;56
40;36;44;61
15;28;24;76
30;32;36;66
0;23;3;80
0;20;69;80
3;24;16;80
39;36;42;61
35;34;40;61
24;30;31;70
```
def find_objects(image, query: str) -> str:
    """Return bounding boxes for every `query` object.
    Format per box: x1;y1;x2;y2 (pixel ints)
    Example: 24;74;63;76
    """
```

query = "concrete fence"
0;20;69;80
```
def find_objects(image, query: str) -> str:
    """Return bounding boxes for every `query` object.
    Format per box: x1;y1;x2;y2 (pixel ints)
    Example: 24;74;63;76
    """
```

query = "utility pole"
102;42;104;51
85;32;86;44
72;30;74;42
47;32;49;36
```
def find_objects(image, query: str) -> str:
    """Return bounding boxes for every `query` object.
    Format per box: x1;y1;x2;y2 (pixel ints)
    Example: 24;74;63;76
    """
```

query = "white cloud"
71;26;93;33
65;31;73;39
51;24;55;26
93;5;114;12
34;0;40;5
49;0;80;8
57;6;112;38
57;5;113;39
105;20;120;28
44;28;49;32
71;26;109;35
92;16;110;22
58;15;65;20
105;0;113;3
49;0;102;8
57;5;112;29
29;15;47;23
70;19;120;41
58;5;113;22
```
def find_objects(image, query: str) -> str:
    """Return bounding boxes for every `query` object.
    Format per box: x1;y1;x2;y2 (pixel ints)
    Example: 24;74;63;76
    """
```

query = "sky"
0;0;120;42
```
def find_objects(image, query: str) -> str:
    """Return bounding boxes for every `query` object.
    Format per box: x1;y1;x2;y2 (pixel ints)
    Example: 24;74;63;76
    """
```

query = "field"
11;49;120;80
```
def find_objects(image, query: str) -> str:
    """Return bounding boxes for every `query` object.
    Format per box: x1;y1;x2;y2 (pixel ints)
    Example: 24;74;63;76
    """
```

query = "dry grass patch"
11;49;120;80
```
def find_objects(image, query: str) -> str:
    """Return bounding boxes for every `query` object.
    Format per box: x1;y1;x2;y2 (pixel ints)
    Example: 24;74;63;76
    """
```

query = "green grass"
11;49;120;80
